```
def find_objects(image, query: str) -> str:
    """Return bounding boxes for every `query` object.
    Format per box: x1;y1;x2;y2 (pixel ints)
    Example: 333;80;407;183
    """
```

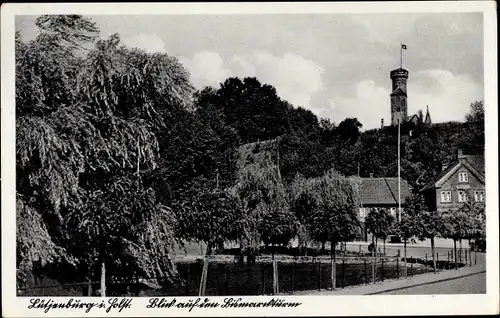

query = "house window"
458;190;468;202
458;172;468;183
390;207;397;218
474;191;485;202
359;208;367;219
441;191;452;203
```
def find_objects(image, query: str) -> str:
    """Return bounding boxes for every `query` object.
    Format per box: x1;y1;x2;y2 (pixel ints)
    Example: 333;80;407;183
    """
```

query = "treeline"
16;15;484;288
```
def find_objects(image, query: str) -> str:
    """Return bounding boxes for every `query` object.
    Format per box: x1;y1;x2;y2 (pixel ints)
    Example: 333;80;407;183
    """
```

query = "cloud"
326;69;482;131
122;33;167;53
179;51;232;88
231;52;325;108
179;50;325;108
410;69;483;123
328;80;390;130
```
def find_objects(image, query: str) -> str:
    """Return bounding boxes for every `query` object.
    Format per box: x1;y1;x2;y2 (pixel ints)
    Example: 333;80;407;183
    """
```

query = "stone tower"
390;68;409;125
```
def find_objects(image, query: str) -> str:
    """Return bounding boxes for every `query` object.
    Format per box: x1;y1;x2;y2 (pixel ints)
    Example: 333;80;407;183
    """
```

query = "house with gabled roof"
420;149;485;212
358;174;412;241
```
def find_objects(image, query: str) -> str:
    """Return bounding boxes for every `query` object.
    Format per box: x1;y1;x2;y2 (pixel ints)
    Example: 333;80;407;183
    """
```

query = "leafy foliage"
365;208;394;241
174;184;245;252
307;171;361;245
16;15;193;283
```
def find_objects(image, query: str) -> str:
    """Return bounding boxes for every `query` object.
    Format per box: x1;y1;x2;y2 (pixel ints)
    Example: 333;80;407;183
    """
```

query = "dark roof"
421;163;457;191
390;87;407;96
464;155;484;174
420;154;485;191
360;177;412;205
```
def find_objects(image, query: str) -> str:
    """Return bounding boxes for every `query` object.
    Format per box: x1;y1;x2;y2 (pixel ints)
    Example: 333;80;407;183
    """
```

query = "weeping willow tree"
232;139;295;264
289;173;322;255
307;170;361;290
16;15;193;293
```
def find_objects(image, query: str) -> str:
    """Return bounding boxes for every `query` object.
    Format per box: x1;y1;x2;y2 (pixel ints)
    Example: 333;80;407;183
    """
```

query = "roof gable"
421;159;485;191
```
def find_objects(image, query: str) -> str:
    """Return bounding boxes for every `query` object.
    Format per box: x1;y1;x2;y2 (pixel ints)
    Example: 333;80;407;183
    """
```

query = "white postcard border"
2;2;498;317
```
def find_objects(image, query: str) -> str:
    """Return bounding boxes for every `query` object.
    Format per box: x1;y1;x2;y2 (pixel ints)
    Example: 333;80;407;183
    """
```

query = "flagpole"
400;42;403;69
398;118;401;222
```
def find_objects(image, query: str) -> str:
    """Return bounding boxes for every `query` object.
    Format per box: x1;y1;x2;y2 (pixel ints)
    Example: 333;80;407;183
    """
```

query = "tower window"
401;99;406;107
396;107;401;112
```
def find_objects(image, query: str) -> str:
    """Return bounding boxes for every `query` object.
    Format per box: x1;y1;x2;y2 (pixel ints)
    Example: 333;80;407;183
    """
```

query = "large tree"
395;194;424;277
231;139;291;264
16;15;193;292
307;170;361;290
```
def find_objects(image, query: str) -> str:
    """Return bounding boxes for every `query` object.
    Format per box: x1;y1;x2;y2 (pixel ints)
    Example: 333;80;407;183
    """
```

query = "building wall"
434;166;485;212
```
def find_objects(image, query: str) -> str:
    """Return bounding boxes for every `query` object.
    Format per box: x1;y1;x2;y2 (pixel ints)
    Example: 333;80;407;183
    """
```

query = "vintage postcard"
1;1;498;317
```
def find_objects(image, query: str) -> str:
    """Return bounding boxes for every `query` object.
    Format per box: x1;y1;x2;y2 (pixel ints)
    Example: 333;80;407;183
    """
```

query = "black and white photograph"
1;2;498;317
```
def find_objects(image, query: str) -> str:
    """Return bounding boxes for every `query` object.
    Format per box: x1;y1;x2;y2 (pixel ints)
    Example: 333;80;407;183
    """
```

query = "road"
380;272;486;295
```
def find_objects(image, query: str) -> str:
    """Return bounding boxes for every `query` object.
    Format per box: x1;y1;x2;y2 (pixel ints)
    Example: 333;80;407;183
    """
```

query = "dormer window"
458;172;468;183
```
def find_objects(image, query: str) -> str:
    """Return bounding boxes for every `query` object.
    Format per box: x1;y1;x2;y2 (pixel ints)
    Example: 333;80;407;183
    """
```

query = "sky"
15;13;484;130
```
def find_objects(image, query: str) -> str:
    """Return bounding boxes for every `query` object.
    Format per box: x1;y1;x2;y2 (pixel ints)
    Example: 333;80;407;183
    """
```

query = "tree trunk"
459;239;463;263
238;238;244;264
431;236;436;273
87;277;92;296
371;237;376;284
198;244;211;296
100;261;106;297
403;238;407;278
321;241;326;253
454;239;458;270
383;238;386;256
331;240;336;290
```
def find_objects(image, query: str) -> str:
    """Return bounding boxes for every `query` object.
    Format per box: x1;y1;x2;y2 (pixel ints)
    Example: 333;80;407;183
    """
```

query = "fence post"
359;244;362;255
469;249;472;267
474;250;477;265
185;264;190;296
425;254;428;272
396;257;399;279
341;259;345;288
317;262;321;291
410;256;413;276
381;258;384;282
275;259;279;294
364;258;367;284
261;267;265;295
465;249;468;265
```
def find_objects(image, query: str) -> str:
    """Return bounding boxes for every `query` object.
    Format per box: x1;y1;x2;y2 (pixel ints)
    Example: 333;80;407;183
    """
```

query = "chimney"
381;118;384;129
457;149;467;164
369;173;374;178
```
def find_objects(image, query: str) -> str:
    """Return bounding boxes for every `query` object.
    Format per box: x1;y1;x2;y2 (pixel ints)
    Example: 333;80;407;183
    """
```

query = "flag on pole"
401;44;407;50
